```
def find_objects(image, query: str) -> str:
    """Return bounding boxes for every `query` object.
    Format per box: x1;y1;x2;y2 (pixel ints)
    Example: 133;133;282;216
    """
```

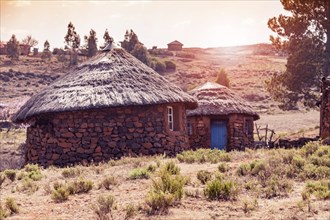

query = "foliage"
84;29;98;57
6;34;20;60
215;68;230;87
262;176;293;198
176;149;230;164
302;180;330;200
103;29;113;48
51;186;69;203
218;163;229;173
197;170;212;184
61;167;81;178
100;176;117;190
64;22;80;65
17;177;39;194
154;59;166;73
0;204;8;219
163;161;180;175
242;198;258;213
41;40;51;60
128;167;150;180
22;35;38;48
5;197;19;214
131;43;150;65
164;60;176;71
67;178;93;194
93;194;115;220
267;0;330;108
4;170;16;182
124;203;136;220
204;179;238;201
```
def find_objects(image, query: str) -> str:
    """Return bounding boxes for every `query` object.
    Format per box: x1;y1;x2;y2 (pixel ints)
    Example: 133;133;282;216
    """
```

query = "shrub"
152;171;185;200
62;167;81;178
124;203;136;219
302;180;330;200
300;141;320;157
129;168;150;180
147;164;157;173
146;191;174;214
215;68;230;87
262;176;293;198
242;198;258;213
291;155;306;170
5;197;19;214
100;176;117;190
176;149;230;164
52;186;69;203
165;60;176;71
204;179;238;201
93;195;115;220
4;170;16;182
24;164;40;172
197;170;212;184
28;170;43;181
154;60;166;73
17;178;39;194
237;164;250;176
250;160;267;176
0;204;8;219
218;163;229;173
67;178;93;194
163;161;180;175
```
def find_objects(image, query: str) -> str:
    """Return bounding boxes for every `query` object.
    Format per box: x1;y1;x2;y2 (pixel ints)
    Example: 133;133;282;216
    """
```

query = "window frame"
167;106;174;131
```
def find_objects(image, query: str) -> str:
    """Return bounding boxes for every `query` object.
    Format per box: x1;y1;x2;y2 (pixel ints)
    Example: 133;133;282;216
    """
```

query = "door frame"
210;119;228;150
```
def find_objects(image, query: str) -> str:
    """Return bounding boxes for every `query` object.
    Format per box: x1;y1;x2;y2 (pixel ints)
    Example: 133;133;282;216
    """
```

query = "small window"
167;106;174;131
244;119;253;135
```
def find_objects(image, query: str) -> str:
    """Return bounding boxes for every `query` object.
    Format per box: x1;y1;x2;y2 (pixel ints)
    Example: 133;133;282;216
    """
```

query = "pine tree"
85;29;98;57
64;22;80;65
7;34;20;60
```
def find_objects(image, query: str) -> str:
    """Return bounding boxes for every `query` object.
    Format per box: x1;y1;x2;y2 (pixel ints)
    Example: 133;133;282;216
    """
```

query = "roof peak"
102;41;121;51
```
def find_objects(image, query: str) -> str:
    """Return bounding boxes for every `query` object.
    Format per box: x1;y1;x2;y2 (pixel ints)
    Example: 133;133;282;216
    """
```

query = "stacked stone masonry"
188;114;254;151
26;104;189;166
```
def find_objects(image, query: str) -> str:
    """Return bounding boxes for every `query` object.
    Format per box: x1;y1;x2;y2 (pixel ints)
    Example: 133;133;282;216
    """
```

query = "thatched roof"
167;40;183;46
187;82;259;120
13;45;197;123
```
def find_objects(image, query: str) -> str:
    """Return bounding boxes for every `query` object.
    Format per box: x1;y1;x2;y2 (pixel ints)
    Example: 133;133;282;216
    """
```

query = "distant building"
167;40;183;51
320;76;330;139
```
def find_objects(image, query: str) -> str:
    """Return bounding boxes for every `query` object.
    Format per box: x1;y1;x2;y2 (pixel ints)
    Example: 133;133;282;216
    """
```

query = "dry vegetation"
0;130;329;219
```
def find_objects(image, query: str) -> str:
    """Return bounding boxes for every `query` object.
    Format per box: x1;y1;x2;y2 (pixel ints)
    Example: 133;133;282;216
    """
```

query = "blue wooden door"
211;121;227;150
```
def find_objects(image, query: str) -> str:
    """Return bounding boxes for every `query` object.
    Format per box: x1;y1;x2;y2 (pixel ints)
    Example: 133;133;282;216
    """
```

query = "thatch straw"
187;82;259;120
12;47;197;123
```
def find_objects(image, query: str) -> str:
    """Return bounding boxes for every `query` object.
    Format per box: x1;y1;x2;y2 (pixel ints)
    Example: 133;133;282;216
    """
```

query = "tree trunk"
324;0;330;77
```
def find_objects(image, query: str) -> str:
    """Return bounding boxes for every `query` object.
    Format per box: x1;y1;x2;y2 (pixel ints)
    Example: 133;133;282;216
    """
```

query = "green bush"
291;155;306;170
67;178;93;194
5;197;19;214
146;191;174;214
17;177;39;194
124;203;137;219
237;164;250;176
28;170;43;181
51;186;69;203
176;149;230;164
129;168;150;180
197;170;212;184
163;161;180;175
204;179;238;201
24;164;40;172
0;203;8;219
218;163;229;173
152;171;185;200
302;180;330;200
262;176;292;199
4;170;16;182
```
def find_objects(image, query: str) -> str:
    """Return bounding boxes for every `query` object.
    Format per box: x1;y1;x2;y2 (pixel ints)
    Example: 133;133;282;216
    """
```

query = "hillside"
0;44;319;136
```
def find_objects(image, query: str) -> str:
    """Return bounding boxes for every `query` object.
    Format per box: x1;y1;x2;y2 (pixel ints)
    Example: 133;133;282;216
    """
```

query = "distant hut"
167;40;183;51
0;41;7;55
320;76;330;139
187;82;259;151
12;43;197;166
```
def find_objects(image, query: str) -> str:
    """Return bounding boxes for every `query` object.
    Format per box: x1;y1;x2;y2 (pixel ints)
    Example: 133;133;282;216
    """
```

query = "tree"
22;35;38;48
64;22;81;65
41;40;51;60
267;0;330;109
84;29;98;57
103;29;113;48
6;34;20;60
131;43;150;65
215;68;230;88
121;29;139;53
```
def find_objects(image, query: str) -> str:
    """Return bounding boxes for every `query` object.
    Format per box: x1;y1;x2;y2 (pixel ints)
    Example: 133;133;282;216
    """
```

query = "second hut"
12;44;197;167
187;82;259;151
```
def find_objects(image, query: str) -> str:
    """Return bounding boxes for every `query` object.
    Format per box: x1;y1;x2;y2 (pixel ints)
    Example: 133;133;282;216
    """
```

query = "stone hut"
167;40;183;51
12;43;197;167
320;76;330;139
187;82;259;151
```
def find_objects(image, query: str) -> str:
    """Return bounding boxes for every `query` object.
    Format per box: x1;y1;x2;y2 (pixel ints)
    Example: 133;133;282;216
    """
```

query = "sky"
0;0;287;49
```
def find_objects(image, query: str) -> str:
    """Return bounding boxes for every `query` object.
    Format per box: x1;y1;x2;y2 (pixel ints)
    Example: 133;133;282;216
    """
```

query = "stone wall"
188;114;255;151
26;103;189;166
320;78;330;139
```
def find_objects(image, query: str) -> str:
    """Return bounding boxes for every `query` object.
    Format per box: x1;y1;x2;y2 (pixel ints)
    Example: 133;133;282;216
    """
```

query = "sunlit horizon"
1;1;286;49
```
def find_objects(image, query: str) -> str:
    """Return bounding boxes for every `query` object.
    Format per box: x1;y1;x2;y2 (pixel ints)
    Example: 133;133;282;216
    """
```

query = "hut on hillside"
320;76;330;139
187;82;259;151
12;43;197;167
167;40;183;51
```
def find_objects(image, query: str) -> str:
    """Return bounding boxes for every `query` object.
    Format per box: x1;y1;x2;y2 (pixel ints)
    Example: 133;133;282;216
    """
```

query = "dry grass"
0;142;329;219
